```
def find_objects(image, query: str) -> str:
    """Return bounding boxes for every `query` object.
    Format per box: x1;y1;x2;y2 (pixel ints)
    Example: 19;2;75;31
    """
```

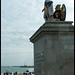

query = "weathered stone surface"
30;21;74;75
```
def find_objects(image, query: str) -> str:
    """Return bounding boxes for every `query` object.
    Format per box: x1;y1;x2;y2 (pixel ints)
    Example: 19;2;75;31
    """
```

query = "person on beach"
14;71;17;75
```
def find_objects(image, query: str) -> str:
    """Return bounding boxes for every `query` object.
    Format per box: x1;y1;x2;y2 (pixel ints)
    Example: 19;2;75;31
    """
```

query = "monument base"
30;21;74;75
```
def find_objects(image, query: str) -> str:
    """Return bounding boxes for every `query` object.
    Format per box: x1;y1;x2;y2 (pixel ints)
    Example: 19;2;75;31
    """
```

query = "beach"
1;66;34;75
1;72;34;75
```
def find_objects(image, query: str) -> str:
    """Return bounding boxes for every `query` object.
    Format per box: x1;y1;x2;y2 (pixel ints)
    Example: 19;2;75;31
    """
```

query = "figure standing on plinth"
42;0;54;22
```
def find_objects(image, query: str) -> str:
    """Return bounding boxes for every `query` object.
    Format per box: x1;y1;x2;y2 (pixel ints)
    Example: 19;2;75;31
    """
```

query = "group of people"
3;70;33;75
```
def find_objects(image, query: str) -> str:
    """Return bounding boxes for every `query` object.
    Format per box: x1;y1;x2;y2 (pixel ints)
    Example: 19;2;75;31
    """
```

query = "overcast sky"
1;0;74;66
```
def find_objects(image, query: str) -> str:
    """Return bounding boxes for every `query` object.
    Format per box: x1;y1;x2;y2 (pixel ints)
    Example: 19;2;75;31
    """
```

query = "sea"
1;66;34;73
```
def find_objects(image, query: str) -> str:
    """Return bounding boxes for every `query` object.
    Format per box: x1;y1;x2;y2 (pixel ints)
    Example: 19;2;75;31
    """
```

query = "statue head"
45;0;52;2
55;4;61;10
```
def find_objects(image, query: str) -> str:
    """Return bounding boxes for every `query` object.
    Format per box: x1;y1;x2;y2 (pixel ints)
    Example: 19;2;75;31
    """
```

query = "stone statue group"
42;0;66;22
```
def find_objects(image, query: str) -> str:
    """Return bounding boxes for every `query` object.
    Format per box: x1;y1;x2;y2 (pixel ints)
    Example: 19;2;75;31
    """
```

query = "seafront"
1;66;34;75
1;72;34;75
1;72;23;75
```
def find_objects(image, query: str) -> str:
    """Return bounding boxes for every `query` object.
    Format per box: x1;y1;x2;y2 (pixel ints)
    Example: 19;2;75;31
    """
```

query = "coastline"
1;66;34;73
1;72;34;75
13;66;34;68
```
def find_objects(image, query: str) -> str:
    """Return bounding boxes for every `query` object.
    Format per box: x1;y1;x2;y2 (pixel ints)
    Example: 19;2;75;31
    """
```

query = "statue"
53;4;66;21
42;0;54;22
42;0;66;22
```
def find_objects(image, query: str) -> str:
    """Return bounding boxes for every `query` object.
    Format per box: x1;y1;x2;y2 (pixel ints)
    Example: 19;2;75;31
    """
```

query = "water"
1;66;34;73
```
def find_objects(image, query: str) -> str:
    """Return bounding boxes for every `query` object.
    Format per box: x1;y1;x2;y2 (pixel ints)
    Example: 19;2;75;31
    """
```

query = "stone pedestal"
30;21;74;75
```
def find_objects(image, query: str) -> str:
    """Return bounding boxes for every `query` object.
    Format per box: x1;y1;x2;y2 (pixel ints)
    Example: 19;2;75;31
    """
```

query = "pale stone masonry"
30;21;74;75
